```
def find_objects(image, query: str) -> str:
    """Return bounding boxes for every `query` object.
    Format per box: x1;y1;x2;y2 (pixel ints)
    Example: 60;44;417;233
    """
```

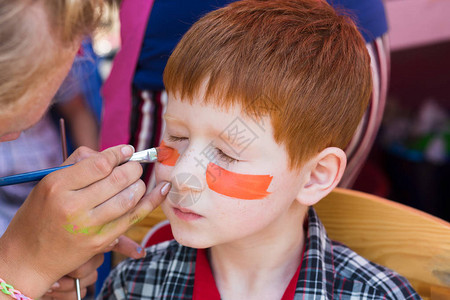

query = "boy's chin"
171;227;214;249
176;239;210;249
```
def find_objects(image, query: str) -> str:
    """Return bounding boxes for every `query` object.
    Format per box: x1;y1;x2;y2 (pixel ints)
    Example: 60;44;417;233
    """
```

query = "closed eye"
167;135;238;163
216;148;239;163
167;135;188;142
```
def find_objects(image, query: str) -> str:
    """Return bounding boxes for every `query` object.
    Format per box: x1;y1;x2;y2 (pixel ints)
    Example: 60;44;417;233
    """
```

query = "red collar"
193;246;305;300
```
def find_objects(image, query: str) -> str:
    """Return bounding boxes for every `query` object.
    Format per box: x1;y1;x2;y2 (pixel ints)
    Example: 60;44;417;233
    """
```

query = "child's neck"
209;203;307;300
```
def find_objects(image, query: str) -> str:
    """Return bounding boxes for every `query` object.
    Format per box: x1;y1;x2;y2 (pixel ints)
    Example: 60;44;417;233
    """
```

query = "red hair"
164;0;372;169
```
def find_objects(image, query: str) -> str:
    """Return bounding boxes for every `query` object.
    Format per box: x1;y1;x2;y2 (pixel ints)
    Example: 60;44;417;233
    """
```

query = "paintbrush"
0;147;170;186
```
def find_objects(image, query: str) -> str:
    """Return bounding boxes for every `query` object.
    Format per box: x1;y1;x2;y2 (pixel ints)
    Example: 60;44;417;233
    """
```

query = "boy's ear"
297;147;346;206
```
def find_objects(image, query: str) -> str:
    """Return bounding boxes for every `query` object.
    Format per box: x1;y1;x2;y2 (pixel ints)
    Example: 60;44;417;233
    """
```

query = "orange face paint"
158;140;180;166
206;162;272;200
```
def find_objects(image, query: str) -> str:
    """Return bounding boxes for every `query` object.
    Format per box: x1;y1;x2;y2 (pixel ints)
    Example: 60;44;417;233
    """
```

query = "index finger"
56;145;135;190
61;146;97;166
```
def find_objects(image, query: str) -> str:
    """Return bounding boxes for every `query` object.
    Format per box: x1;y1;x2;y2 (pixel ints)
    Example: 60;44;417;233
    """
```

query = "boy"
99;0;420;299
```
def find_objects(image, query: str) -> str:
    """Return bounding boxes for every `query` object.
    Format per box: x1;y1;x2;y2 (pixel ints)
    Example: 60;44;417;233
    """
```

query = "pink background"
386;0;450;50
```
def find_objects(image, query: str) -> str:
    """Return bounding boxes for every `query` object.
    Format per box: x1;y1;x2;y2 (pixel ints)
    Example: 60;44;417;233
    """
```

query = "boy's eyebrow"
163;114;252;151
163;114;186;126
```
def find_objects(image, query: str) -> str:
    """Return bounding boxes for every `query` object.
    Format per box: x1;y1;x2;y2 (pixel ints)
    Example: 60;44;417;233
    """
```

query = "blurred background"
350;0;450;222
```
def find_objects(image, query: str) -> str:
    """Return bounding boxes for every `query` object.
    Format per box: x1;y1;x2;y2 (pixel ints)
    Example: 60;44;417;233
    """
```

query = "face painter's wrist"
0;235;56;298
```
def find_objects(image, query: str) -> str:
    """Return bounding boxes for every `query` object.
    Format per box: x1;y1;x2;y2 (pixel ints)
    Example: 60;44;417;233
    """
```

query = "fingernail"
136;246;147;257
121;145;134;157
109;238;119;247
51;282;60;289
137;246;147;258
161;182;171;196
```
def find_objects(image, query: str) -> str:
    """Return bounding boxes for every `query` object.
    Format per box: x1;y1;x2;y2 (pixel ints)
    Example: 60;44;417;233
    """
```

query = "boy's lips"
172;206;203;221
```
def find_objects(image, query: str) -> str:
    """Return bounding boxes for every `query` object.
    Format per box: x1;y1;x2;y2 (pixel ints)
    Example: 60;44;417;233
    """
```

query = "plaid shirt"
98;208;421;299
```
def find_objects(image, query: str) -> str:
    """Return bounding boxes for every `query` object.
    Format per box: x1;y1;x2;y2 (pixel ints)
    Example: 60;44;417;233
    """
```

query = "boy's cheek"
206;162;273;200
154;163;173;184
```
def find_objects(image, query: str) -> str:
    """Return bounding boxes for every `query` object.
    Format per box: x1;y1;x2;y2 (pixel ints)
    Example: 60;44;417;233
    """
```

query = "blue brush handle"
0;164;74;186
0;147;157;187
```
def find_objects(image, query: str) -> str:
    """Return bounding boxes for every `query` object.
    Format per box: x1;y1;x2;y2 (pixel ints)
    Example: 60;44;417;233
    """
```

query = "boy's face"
156;90;310;248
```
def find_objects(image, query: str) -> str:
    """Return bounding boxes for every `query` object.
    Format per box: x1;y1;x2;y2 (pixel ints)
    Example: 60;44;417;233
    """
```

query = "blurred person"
0;1;170;299
0;44;100;235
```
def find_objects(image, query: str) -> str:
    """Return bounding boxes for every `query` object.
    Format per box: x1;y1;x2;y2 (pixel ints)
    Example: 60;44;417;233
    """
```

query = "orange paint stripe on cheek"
158;140;180;166
206;162;273;200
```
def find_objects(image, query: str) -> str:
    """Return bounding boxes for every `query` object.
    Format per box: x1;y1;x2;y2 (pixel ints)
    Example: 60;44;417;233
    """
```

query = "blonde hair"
0;0;114;109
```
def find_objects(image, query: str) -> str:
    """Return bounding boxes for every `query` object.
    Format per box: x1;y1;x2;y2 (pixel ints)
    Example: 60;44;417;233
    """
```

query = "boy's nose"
168;148;207;207
169;147;207;192
171;172;203;192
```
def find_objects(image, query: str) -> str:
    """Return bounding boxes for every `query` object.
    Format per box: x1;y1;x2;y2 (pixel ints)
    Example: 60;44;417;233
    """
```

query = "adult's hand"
43;236;149;299
42;254;104;300
0;145;171;298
